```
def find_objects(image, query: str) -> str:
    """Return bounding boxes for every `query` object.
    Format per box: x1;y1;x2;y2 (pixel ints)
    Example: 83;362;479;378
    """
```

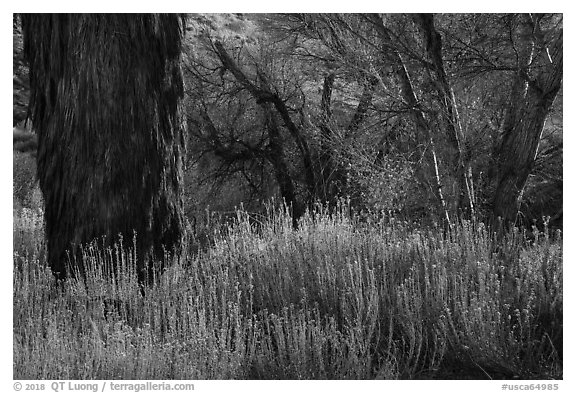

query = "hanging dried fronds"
21;14;187;285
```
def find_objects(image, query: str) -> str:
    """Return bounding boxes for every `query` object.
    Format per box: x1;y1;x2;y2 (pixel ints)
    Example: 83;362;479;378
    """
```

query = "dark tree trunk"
21;14;187;285
213;40;313;225
413;14;476;219
263;104;302;228
492;18;563;226
346;75;378;134
318;71;379;208
319;73;337;204
370;14;451;225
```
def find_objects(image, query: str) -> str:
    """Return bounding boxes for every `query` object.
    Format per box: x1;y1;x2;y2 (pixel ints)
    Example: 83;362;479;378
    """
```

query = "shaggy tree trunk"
492;16;563;226
21;14;187;285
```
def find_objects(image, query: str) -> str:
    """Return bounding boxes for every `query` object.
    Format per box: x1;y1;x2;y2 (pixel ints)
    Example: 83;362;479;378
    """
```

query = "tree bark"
213;40;315;222
492;19;562;226
413;13;476;219
22;14;187;285
347;75;379;134
263;104;302;228
319;73;337;203
370;14;451;225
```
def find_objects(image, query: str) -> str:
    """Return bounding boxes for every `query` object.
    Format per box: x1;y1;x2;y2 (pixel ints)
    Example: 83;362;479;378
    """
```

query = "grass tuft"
13;206;562;379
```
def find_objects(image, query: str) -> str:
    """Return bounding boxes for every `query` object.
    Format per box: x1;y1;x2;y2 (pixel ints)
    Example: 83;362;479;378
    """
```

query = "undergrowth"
13;206;562;379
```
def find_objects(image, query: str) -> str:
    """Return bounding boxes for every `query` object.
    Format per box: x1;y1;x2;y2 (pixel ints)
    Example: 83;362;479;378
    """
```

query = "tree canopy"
180;13;562;229
14;13;562;233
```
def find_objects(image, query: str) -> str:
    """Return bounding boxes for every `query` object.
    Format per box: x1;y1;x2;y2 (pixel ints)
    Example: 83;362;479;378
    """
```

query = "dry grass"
13;206;562;379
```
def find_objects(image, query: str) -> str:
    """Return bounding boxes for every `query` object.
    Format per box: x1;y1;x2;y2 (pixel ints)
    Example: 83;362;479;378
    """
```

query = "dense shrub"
13;206;562;379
